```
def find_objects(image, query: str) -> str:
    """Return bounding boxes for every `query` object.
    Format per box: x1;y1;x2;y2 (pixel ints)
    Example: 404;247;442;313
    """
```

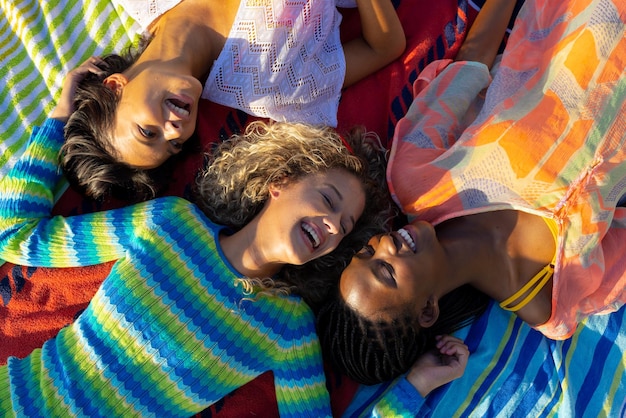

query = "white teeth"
398;228;416;252
166;99;190;117
302;223;320;248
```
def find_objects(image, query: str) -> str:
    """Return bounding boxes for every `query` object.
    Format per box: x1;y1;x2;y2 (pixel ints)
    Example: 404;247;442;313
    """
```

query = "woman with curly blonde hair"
196;121;390;307
0;63;393;416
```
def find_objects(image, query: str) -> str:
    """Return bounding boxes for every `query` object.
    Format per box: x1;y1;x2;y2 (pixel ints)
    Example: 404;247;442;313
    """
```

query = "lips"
301;222;321;249
165;97;192;119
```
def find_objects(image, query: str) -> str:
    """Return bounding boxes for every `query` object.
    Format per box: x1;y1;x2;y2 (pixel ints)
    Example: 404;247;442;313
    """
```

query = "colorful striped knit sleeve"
0;119;151;267
271;304;333;417
342;376;427;417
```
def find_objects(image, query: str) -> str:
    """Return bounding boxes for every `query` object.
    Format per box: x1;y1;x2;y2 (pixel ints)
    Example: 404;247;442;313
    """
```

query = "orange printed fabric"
0;262;112;364
387;0;626;339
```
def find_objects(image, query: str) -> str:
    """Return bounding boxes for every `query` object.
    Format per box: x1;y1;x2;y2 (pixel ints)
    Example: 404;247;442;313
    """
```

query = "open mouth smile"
166;98;191;119
397;228;417;252
302;222;321;249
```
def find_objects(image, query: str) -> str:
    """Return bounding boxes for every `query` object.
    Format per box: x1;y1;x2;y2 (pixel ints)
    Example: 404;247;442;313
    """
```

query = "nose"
163;120;184;141
378;234;399;254
323;213;342;235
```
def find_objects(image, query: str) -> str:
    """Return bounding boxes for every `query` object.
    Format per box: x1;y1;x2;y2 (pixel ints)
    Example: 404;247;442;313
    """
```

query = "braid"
317;284;490;385
316;292;428;385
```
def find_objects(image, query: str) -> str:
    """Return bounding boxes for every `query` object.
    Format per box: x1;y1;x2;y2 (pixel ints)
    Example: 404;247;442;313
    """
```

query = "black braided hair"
317;285;490;385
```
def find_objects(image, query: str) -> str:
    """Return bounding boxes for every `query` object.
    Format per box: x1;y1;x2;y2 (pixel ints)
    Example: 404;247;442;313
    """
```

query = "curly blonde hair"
195;121;392;307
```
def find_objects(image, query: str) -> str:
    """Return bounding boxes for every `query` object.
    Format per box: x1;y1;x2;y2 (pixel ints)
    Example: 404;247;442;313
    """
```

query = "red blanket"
0;1;481;415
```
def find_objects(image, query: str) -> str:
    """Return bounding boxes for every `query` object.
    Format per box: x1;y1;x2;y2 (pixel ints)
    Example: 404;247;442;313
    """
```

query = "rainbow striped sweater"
0;119;421;417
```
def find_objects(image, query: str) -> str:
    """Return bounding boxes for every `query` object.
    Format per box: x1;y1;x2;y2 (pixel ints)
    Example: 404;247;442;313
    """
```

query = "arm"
273;307;333;418
386;60;491;214
344;336;469;417
0;58;131;267
406;335;469;397
455;0;518;68
342;0;406;87
51;56;105;122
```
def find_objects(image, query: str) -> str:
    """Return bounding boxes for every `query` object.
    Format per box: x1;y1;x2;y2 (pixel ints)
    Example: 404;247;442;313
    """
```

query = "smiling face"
104;66;203;169
339;221;444;323
260;168;366;266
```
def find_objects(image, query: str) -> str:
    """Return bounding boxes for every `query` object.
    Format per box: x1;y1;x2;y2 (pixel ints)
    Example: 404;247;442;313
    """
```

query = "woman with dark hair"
60;0;405;201
318;0;625;386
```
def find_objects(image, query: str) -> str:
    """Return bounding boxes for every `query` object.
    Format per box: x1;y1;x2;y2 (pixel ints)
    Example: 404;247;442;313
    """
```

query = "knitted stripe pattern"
0;119;331;417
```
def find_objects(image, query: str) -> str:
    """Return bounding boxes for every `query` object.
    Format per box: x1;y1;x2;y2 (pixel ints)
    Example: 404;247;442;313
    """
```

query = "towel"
4;0;624;417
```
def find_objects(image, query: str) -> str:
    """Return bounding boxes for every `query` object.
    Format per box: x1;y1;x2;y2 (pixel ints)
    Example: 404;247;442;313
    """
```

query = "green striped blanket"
0;0;138;178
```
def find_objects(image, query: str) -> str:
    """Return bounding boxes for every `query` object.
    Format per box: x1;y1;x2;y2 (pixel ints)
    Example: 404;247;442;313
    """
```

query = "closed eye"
322;193;334;209
376;260;397;287
169;140;183;151
322;192;348;234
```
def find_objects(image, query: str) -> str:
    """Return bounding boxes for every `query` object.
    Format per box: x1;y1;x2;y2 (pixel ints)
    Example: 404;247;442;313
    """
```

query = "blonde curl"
195;121;363;229
194;121;393;306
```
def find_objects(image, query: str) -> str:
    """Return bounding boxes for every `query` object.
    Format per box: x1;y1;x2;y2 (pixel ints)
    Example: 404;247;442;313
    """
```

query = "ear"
417;295;440;328
268;182;281;199
103;73;128;95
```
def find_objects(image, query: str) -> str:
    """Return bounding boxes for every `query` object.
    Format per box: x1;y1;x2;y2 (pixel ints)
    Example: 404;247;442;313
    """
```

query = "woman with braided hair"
318;0;626;389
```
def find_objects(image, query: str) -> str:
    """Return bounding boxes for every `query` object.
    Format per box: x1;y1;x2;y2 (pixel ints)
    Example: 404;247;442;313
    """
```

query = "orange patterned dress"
388;0;626;339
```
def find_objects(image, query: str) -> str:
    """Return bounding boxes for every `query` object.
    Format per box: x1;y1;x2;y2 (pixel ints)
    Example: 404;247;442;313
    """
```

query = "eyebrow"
328;183;356;230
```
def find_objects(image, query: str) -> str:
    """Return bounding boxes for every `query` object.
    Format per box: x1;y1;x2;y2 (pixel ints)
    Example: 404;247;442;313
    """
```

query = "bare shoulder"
154;0;241;36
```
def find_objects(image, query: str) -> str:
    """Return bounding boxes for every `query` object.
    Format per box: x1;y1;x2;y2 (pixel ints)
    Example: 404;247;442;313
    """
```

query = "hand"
50;56;106;122
406;335;469;397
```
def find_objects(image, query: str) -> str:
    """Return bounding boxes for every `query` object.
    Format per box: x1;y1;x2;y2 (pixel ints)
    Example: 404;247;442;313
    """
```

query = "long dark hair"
60;40;184;202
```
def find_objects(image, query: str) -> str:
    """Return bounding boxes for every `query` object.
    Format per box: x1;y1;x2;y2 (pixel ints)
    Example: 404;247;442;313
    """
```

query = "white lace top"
115;0;357;127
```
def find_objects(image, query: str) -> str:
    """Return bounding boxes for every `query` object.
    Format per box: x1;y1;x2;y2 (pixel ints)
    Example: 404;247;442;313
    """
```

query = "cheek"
339;274;362;309
396;265;424;300
356;193;366;218
326;235;343;252
345;192;366;227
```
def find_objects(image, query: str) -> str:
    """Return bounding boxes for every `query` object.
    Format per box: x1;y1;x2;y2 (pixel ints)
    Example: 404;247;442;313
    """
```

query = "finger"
68;61;106;78
436;335;466;350
444;343;469;364
82;56;104;66
439;341;469;357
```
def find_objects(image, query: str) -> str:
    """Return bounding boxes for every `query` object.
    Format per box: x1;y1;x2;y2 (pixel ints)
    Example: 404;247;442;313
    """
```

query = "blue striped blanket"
347;302;626;417
1;0;625;417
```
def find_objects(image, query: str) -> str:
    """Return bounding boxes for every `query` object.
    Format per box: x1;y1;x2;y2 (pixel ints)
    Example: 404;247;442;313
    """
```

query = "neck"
435;214;513;299
219;223;283;279
137;0;239;80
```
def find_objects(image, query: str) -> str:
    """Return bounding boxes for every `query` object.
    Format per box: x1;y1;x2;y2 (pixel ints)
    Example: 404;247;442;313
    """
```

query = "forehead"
339;262;393;320
290;169;365;200
304;168;358;184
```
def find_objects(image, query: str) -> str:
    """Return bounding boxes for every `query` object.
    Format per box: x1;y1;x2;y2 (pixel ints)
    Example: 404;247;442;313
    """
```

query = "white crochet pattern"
113;0;356;126
114;0;183;31
204;0;356;126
